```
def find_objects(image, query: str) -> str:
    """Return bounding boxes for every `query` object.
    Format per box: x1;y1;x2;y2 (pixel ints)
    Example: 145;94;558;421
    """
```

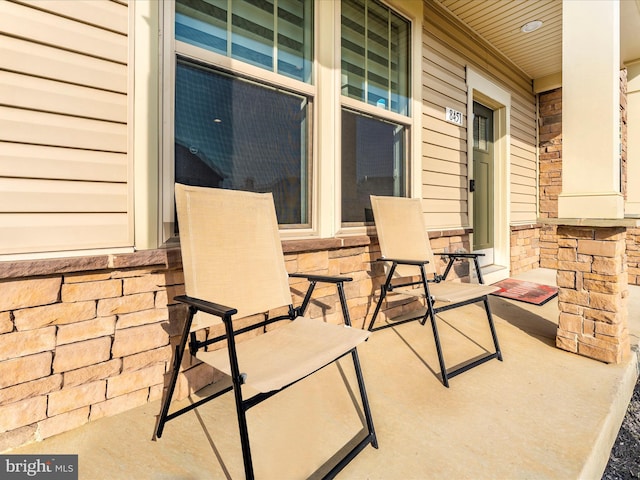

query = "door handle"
469;179;475;192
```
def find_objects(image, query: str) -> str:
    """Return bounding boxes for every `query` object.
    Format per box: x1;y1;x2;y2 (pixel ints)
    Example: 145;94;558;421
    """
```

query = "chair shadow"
367;293;559;385
307;361;373;480
385;310;500;382
191;386;234;480
156;337;372;479
201;362;371;480
487;295;559;346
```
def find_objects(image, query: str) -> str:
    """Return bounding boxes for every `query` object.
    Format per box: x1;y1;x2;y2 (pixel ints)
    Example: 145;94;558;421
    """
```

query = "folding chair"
155;184;377;479
367;195;502;387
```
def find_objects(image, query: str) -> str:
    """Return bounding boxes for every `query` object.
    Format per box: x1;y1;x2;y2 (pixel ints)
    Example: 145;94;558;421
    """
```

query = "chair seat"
430;282;499;303
196;317;370;393
395;282;499;304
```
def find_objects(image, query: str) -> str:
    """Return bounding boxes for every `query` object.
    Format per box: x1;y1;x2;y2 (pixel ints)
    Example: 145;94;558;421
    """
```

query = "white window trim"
160;1;319;242
133;0;161;250
314;0;340;239
155;0;423;244
335;0;423;237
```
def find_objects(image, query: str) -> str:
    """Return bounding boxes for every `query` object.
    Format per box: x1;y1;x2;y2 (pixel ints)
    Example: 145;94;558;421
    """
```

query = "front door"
472;101;494;264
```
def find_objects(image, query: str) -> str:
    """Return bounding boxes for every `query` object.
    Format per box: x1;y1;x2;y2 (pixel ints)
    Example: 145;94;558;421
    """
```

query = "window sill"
282;235;371;254
0;248;182;281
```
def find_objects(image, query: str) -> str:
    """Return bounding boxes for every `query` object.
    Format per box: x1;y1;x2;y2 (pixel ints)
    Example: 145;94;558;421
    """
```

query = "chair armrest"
376;257;430;266
433;252;486;284
434;252;484;259
290;274;354;324
289;273;353;283
174;295;237;318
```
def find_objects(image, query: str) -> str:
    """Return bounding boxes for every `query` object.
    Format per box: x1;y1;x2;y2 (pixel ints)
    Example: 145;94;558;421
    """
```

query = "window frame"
339;105;410;226
336;0;419;235
173;57;315;228
157;0;422;245
161;2;318;241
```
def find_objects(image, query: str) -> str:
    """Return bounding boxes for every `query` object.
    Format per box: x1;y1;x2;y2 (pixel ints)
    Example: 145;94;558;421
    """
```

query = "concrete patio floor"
7;269;640;479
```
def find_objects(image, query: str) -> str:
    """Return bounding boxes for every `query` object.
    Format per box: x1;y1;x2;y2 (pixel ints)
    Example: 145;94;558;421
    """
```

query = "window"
474;113;489;151
341;0;410;115
172;0;314;227
175;60;311;226
175;0;313;83
340;0;411;223
341;110;406;223
165;0;414;237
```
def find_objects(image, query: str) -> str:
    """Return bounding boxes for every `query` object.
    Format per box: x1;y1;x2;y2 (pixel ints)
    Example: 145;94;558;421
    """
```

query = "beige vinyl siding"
421;1;538;229
509;96;538;224
0;213;129;254
2;36;127;92
0;0;130;256
0;1;127;62
422;39;469;229
0;143;126;182
0;71;126;123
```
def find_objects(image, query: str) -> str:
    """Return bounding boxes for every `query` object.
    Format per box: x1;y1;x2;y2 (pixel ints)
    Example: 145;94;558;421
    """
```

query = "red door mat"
491;278;558;306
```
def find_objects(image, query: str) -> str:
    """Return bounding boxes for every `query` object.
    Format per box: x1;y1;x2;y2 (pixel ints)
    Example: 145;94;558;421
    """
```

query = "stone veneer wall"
510;225;541;275
537;78;640;285
538;88;562;271
0;231;471;452
628;229;640;285
555;226;630;363
0;250;183;452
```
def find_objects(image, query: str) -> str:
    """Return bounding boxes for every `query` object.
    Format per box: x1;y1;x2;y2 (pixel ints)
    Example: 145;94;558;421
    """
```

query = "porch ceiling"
432;0;640;82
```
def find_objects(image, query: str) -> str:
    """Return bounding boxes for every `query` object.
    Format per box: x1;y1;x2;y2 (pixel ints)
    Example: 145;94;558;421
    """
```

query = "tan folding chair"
367;195;502;387
155;184;377;479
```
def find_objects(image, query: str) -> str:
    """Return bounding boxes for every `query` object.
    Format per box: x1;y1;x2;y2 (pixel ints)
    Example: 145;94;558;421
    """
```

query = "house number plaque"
445;107;463;125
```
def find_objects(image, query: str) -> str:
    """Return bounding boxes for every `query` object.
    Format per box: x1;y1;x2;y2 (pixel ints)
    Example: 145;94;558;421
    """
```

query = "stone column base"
555;226;630;363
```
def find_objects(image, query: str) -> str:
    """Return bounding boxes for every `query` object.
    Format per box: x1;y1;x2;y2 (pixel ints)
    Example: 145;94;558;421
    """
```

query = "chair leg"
222;318;256;480
367;282;388;331
426;306;449;388
338;281;377;447
418;266;450;387
233;386;254;480
155;306;195;439
473;256;485;284
351;349;378;448
323;348;378;479
484;296;502;361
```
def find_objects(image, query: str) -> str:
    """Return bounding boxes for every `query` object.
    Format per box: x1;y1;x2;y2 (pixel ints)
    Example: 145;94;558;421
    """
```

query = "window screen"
174;60;311;226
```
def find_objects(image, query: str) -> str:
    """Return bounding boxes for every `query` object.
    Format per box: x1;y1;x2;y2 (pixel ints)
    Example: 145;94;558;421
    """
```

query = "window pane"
366;0;389;108
474;114;488;151
341;0;366;102
176;0;228;55
341;0;410;115
231;0;274;70
175;60;311;225
341;109;406;223
176;0;313;83
390;10;410;114
277;0;313;82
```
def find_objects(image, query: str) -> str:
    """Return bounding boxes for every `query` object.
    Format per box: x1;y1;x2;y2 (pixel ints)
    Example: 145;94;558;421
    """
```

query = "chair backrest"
370;195;439;277
175;184;293;323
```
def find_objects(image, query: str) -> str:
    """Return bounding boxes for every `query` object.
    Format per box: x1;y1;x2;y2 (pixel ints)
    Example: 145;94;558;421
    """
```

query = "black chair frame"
155;273;378;480
367;252;502;387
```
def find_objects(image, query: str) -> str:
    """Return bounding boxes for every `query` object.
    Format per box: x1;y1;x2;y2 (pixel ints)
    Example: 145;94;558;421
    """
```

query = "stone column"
556;226;630;363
